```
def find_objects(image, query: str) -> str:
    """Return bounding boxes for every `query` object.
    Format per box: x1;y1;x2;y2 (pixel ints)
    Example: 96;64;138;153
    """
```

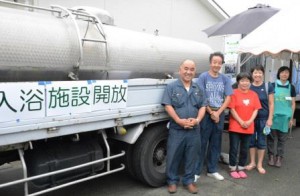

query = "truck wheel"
132;124;168;187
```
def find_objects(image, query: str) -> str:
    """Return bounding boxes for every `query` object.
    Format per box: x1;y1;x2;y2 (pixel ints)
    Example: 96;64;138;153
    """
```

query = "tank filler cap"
72;6;114;25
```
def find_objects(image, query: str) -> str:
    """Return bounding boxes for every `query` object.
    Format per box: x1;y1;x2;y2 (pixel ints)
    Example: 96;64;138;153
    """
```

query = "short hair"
180;59;195;67
277;66;290;79
209;52;225;64
236;72;252;83
250;64;265;74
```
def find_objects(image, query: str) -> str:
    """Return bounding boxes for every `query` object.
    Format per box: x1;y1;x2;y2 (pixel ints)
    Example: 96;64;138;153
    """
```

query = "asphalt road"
0;127;299;196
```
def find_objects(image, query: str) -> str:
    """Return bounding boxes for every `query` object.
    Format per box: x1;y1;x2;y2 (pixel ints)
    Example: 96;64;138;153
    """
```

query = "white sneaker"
207;172;224;181
194;175;200;182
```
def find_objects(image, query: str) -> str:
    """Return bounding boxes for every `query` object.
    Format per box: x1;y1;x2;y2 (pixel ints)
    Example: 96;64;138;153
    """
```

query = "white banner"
0;80;128;122
224;35;241;75
0;82;45;122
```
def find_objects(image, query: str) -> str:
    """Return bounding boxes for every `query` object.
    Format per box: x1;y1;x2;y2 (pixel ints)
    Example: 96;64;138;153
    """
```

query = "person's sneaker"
194;175;200;183
268;155;275;166
207;172;224;181
275;156;282;167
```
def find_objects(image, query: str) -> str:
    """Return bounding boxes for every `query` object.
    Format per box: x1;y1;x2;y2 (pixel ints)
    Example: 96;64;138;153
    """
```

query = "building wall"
33;0;224;52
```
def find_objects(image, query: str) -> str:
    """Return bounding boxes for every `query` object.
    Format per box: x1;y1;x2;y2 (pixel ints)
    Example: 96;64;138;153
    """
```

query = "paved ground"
0;127;299;196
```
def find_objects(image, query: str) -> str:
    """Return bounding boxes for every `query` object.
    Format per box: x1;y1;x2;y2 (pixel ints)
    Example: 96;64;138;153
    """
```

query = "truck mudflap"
0;131;125;196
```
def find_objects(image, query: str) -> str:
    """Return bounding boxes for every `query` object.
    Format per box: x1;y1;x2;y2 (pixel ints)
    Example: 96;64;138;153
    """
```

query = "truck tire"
132;124;168;187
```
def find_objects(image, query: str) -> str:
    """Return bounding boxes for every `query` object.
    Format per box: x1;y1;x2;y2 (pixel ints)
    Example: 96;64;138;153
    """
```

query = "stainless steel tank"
0;5;213;82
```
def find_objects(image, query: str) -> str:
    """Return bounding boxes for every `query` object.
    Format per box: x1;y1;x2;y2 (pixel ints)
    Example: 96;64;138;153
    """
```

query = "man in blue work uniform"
162;59;207;194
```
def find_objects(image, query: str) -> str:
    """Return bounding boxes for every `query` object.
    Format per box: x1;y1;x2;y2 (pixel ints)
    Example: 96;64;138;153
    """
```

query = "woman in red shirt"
228;72;262;179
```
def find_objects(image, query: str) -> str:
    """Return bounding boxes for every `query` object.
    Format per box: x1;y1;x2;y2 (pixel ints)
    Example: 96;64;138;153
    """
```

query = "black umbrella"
203;4;279;37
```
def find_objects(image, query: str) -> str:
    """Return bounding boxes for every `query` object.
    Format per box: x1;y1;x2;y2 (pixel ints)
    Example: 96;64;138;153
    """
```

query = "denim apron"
271;81;292;132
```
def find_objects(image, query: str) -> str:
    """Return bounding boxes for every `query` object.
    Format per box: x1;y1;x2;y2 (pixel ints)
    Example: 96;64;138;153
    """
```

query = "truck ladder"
51;5;108;80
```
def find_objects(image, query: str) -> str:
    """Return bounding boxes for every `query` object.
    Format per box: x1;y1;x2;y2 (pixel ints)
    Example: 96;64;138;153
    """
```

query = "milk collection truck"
0;1;212;195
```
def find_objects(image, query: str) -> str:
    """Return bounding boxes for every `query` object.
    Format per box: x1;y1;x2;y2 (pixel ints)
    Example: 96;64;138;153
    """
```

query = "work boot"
268;155;275;166
275;156;282;168
186;183;198;194
167;184;177;194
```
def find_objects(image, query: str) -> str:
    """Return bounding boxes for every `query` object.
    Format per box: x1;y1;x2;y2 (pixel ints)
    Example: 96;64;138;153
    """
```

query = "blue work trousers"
166;128;200;186
195;112;224;175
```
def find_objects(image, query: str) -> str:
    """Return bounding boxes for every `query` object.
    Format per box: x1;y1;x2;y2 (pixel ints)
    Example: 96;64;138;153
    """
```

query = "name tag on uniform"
285;96;292;100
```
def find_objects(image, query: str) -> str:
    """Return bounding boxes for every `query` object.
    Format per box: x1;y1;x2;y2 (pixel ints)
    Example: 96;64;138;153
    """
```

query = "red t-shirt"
228;89;262;134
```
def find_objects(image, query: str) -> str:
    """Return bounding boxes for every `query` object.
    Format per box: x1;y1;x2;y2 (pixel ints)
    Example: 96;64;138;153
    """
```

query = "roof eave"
201;0;230;20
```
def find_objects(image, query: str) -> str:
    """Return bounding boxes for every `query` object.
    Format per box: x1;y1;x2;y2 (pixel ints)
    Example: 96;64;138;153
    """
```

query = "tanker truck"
0;1;212;195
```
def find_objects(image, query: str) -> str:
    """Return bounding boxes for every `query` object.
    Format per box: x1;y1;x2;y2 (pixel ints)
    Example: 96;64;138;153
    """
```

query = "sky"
215;0;299;16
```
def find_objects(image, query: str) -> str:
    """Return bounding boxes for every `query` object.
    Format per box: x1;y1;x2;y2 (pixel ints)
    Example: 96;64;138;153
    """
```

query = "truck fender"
109;124;145;144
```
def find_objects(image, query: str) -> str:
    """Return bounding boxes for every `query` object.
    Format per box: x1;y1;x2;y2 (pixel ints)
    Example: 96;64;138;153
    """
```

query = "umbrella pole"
236;54;241;76
289;58;293;83
262;54;267;81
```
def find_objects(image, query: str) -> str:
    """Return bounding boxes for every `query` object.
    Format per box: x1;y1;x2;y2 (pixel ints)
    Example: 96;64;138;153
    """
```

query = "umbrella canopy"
238;5;300;58
203;4;279;37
